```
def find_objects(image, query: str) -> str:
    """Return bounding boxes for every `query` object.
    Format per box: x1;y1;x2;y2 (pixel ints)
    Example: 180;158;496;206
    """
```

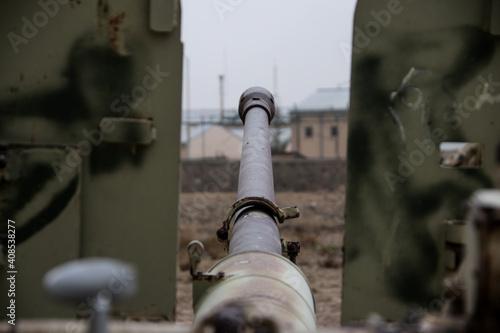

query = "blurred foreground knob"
43;258;137;333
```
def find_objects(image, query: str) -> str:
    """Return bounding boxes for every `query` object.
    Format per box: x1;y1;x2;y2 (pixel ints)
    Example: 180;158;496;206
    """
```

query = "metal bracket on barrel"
216;197;300;251
188;240;227;308
281;239;301;264
188;240;226;281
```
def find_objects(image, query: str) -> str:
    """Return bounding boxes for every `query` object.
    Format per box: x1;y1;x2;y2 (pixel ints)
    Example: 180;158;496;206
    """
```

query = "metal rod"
229;87;281;255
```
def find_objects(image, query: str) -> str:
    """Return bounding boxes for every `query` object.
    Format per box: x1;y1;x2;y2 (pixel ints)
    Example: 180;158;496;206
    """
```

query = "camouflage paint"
343;0;500;323
0;0;182;320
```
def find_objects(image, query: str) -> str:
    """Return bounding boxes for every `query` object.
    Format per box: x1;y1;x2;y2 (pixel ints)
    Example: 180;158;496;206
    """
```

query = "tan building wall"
291;111;348;159
180;144;188;159
186;125;242;159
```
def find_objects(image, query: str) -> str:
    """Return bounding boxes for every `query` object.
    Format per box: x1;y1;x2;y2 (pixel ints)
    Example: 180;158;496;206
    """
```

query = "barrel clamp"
216;196;300;250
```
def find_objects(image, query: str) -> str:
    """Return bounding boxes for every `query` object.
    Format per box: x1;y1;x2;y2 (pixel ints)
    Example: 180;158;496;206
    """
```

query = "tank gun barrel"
229;87;281;255
192;87;316;333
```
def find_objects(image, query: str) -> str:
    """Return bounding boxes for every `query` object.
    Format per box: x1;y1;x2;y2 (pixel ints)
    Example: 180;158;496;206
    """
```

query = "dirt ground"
176;187;345;328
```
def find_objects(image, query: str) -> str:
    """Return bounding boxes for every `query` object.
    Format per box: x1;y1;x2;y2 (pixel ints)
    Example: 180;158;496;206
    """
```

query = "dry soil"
176;187;345;328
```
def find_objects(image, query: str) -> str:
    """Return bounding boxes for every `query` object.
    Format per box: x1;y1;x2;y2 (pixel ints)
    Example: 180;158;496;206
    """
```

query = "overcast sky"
180;1;357;111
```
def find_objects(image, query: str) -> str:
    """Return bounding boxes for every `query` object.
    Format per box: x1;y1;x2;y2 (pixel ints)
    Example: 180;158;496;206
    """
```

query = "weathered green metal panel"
343;0;500;323
0;0;182;321
0;145;82;318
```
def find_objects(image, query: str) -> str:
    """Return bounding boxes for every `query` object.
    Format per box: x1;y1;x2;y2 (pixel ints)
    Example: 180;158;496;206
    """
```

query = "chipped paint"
108;12;126;53
97;0;128;55
389;67;432;154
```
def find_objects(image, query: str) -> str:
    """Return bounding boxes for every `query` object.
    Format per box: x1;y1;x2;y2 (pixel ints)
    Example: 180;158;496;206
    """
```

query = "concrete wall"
181;158;346;192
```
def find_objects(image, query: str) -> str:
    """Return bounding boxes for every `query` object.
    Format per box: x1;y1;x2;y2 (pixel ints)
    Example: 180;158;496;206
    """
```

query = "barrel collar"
238;87;275;124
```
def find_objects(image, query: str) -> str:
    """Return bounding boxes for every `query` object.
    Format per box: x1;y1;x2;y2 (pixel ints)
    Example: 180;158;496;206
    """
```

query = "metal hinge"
149;0;179;33
491;0;500;35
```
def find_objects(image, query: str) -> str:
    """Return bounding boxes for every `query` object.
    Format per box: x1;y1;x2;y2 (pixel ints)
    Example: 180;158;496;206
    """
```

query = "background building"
290;87;349;159
180;87;349;160
181;124;243;159
181;108;291;159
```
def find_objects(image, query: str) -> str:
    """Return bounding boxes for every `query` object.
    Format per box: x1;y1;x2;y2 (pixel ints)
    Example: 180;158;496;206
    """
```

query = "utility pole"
186;55;191;158
219;74;225;123
273;62;279;107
